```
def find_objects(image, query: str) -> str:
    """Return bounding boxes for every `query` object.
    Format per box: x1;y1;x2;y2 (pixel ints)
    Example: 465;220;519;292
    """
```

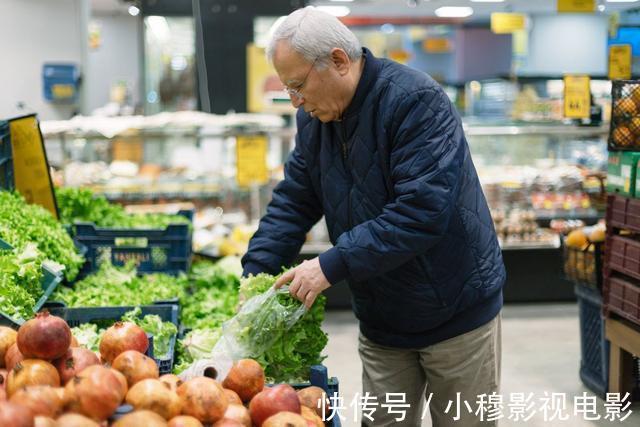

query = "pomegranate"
53;347;100;385
0;368;7;389
125;379;181;419
99;322;148;364
112;350;159;387
168;415;203;427
212;419;244;427
10;385;64;417
223;389;242;405
112;409;168;427
297;386;329;418
110;368;129;398
159;373;182;392
222;404;251;427
0;326;17;369
222;359;265;403
7;360;60;397
262;411;307;427
55;413;100;427
17;311;71;360
64;365;123;420
5;342;24;371
176;377;228;423
34;416;58;427
249;384;301;427
300;406;323;427
0;401;34;427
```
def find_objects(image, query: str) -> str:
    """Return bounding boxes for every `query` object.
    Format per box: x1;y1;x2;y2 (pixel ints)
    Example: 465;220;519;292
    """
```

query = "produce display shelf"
0;120;13;191
72;209;193;278
0;239;63;327
575;284;609;398
606;194;640;234
46;304;179;374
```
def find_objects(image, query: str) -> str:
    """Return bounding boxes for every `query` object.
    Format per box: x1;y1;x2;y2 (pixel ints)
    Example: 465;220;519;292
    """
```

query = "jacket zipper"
340;123;352;228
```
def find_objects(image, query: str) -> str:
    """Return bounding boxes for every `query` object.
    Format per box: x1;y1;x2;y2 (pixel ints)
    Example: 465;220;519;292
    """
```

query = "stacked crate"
601;80;640;399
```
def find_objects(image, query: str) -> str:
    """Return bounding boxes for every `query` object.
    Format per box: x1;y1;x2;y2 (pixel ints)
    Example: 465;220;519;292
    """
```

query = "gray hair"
266;6;362;67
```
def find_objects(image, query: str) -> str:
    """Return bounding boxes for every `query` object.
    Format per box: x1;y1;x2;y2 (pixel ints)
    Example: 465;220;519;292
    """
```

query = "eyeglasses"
284;57;318;100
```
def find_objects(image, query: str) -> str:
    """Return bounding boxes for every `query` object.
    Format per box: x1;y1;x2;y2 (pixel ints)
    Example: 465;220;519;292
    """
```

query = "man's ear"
330;48;351;76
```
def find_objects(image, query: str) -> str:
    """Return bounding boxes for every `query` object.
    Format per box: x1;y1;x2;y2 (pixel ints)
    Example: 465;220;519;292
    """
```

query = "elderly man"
242;6;505;427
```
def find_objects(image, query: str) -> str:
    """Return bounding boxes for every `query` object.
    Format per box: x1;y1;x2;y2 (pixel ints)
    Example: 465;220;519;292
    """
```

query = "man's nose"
290;93;304;108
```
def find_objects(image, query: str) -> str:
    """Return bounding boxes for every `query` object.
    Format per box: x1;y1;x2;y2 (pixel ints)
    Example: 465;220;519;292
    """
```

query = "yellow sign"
609;44;632;80
236;134;268;187
51;84;75;99
491;13;526;34
423;38;452;54
563;75;591;119
557;0;595;13
9;115;58;218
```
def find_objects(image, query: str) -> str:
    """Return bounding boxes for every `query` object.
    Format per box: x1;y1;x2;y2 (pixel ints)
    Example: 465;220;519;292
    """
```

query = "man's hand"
274;258;331;308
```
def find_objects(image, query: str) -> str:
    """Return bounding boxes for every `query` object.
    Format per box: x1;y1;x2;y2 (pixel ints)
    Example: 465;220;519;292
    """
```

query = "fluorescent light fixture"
435;7;474;18
598;4;606;10
316;6;351;16
128;5;140;16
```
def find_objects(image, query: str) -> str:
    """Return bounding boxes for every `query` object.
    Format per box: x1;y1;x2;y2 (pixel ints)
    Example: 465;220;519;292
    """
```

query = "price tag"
491;13;526;34
563;75;591;119
608;44;632;80
557;0;595;13
236;134;268;187
9;115;58;218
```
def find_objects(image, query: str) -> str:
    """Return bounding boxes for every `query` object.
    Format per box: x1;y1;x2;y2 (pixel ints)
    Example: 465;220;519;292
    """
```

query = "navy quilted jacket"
242;48;505;348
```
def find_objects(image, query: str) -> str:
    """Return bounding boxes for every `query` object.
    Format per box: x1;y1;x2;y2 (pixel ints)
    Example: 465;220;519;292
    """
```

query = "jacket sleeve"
241;124;323;277
318;86;466;283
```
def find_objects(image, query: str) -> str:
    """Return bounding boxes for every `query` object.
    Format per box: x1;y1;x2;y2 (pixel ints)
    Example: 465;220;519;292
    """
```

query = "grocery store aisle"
322;304;640;427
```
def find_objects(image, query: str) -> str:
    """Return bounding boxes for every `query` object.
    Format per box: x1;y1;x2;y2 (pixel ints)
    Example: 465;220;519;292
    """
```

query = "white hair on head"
266;6;362;67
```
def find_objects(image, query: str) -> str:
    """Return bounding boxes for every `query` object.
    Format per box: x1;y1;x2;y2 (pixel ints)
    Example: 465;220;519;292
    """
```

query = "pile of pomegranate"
0;312;331;427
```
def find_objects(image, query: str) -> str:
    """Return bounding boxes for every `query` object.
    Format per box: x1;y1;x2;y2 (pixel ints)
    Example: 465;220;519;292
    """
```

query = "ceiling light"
598;4;606;10
435;7;474;18
128;5;140;16
316;6;351;17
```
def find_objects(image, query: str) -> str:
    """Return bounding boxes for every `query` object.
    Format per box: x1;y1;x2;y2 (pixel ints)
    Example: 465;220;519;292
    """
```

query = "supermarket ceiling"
91;0;640;18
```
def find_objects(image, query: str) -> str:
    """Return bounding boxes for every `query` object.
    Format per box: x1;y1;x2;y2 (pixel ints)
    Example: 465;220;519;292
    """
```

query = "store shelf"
462;123;609;137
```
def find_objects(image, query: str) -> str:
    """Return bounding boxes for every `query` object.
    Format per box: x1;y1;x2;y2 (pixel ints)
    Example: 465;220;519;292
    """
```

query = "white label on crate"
609;175;624;186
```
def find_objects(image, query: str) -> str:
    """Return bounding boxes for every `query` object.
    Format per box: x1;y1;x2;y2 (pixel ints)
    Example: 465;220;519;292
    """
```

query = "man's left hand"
274;258;330;308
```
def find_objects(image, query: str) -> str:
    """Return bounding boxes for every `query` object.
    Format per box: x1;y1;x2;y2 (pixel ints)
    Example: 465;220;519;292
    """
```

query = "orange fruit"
614;97;637;118
629;117;640;136
630;85;640;106
566;229;589;250
613;125;634;146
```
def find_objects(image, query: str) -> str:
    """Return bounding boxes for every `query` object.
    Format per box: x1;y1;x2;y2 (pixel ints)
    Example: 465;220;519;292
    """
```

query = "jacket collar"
342;47;381;120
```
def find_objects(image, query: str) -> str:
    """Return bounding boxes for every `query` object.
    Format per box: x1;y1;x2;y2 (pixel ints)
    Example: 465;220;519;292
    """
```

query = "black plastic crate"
575;284;609;398
0;239;63;327
0;120;13;191
46;304;178;374
74;219;192;278
609;80;640;150
563;242;604;292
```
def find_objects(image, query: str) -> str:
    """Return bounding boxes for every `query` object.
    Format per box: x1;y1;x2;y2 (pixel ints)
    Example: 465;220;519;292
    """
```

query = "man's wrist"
318;247;349;285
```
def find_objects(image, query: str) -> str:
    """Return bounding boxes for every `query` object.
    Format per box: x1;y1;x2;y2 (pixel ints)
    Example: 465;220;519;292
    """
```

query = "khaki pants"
359;314;501;427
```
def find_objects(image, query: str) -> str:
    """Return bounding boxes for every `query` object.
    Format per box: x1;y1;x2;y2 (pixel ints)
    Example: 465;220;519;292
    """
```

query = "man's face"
273;42;346;123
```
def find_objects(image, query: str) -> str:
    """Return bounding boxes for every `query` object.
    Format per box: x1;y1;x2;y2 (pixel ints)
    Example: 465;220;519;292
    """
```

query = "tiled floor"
321;304;640;426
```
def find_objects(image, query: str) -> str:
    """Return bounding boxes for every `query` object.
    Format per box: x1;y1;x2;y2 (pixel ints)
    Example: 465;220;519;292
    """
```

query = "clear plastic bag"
178;286;306;382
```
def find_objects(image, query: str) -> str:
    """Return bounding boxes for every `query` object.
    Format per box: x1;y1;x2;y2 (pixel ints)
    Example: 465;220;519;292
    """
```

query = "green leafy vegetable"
71;323;101;353
0;191;84;281
52;262;188;307
173;328;222;374
0;244;43;320
123;307;178;358
237;273;328;383
56;187;190;229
